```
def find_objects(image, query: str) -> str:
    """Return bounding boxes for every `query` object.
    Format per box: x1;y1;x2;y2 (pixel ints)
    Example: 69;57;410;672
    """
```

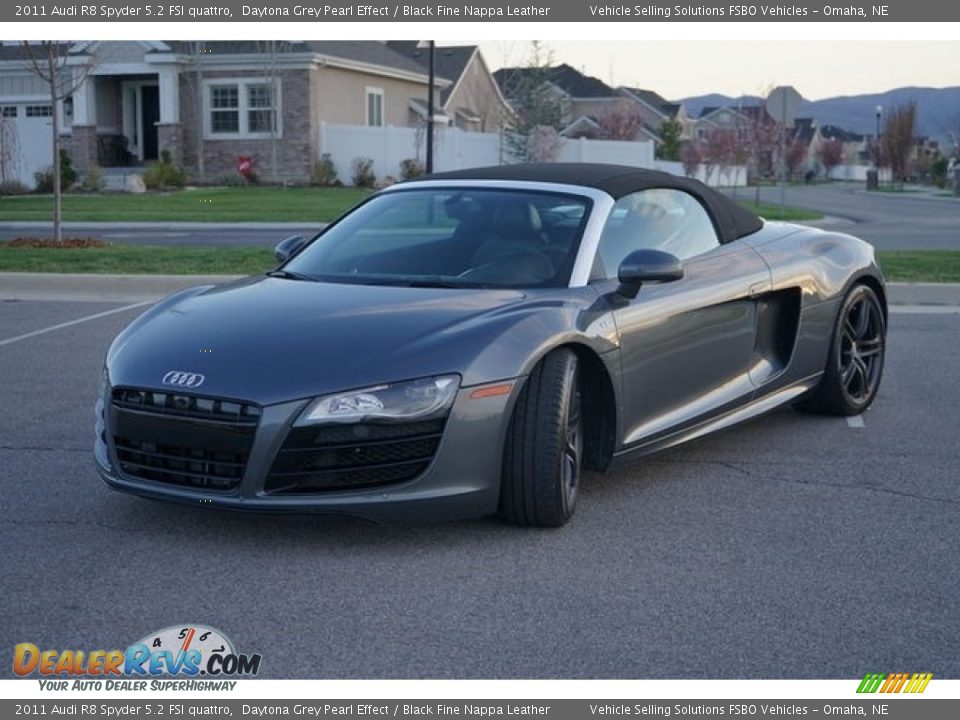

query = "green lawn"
0;244;274;275
0;186;827;224
2;244;958;283
876;251;960;283
736;201;823;222
0;187;371;223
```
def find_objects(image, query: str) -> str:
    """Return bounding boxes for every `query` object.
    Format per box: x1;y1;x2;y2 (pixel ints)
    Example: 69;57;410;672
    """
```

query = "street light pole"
875;105;882;170
426;40;435;174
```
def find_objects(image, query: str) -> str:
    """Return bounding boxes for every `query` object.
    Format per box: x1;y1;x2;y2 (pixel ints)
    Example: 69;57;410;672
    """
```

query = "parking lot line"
846;415;866;428
0;301;152;347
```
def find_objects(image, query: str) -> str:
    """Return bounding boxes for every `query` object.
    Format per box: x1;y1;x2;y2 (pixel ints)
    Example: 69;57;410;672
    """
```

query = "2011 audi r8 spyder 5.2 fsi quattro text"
95;164;887;526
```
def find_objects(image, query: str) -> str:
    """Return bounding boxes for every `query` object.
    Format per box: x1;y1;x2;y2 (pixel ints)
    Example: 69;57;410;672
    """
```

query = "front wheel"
798;283;886;416
500;349;582;527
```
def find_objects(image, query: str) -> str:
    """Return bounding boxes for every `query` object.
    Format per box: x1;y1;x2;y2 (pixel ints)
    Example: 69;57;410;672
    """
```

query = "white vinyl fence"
827;164;891;182
654;160;748;188
319;122;658;184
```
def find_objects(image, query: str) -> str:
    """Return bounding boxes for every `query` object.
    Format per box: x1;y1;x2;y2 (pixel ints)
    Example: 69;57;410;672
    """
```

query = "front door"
140;85;159;161
612;244;771;447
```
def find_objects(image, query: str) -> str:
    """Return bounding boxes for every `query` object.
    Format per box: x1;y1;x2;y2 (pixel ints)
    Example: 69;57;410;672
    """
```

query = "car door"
593;189;771;448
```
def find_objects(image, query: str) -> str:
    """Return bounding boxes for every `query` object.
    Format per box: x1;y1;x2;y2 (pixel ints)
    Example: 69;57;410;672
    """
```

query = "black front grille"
265;418;446;494
109;388;260;492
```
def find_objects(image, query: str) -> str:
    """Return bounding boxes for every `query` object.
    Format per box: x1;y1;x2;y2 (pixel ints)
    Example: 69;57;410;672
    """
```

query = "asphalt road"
0;224;318;248
731;184;960;251
1;183;957;251
1;300;958;679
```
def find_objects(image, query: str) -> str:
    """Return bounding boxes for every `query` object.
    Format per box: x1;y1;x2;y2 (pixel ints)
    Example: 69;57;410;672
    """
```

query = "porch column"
69;70;98;170
156;65;183;166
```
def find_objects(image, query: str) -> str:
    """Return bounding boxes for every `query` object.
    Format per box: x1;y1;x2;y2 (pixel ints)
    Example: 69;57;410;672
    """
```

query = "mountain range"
678;87;960;141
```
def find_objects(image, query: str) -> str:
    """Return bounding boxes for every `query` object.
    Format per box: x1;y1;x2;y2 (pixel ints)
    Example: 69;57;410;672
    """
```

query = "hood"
107;276;529;405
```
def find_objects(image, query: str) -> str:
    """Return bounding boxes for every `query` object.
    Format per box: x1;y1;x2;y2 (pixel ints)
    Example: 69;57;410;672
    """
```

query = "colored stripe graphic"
857;672;932;693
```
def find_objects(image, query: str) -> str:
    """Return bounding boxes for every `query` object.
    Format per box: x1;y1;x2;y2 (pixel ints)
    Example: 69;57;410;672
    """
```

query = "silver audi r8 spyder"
95;164;886;526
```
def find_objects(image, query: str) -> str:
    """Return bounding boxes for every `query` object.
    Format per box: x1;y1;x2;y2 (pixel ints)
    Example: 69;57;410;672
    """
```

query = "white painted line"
0;301;152;348
846;415;866;429
890;305;960;315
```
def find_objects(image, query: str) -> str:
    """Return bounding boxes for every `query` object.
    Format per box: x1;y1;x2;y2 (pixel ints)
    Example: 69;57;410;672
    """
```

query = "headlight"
295;375;460;425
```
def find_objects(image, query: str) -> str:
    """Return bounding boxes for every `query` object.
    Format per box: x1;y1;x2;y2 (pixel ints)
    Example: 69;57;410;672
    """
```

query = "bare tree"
0;114;21;185
182;41;207;183
680;140;703;178
817;138;845;180
784;138;807;182
942;110;960;158
746;111;783;183
595;108;646;141
883;101;917;186
703;127;735;186
499;42;568;162
20;41;95;242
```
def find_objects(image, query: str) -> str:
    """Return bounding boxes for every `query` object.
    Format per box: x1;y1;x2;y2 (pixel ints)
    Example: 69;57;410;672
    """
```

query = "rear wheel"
799;283;885;416
500;349;582;527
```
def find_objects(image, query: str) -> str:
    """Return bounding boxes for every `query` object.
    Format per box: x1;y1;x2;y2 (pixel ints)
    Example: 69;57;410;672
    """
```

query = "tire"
798;283;886;416
500;348;583;527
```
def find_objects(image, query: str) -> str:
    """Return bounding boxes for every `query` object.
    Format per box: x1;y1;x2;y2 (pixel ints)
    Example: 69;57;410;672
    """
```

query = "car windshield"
283;188;592;289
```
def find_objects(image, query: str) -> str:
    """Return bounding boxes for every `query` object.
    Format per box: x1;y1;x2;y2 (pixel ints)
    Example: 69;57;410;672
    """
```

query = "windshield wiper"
267;269;315;282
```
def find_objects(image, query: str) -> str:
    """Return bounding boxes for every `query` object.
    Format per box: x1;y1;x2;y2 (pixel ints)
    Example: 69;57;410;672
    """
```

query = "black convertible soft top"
420;163;764;244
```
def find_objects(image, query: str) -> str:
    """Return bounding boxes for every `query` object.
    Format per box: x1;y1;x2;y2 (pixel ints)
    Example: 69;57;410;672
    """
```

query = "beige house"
386;42;511;133
0;41;450;183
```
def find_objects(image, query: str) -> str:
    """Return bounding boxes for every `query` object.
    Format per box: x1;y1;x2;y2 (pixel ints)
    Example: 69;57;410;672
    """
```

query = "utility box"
866;169;879;190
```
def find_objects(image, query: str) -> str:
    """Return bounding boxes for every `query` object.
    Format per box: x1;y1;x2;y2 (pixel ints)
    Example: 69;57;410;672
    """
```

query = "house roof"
819;124;864;142
494;63;617;99
0;42;72;61
418;163;764;243
156;40;438;81
789;117;817;145
619;87;672;117
385;42;475;104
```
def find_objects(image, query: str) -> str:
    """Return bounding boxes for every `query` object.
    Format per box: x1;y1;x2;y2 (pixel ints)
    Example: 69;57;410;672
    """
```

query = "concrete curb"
2;273;959;307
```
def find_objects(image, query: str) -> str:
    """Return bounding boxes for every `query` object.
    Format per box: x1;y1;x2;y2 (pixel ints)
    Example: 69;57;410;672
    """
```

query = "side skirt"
609;373;822;468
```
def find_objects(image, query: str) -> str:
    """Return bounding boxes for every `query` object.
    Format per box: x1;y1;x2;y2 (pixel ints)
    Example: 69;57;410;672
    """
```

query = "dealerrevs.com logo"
14;625;261;688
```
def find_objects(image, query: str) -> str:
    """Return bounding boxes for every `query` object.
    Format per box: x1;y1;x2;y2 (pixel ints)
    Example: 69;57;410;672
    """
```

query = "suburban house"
0;40;451;185
618;86;693;139
385;42;512;133
493;63;661;144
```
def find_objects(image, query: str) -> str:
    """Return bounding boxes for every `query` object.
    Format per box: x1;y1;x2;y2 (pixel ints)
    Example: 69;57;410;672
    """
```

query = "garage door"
0;102;54;189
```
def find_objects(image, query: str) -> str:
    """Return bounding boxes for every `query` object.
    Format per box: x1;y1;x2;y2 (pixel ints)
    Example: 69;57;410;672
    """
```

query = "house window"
247;83;275;134
210;85;240;134
0;106;16;118
25;105;52;117
366;87;384;127
205;79;281;139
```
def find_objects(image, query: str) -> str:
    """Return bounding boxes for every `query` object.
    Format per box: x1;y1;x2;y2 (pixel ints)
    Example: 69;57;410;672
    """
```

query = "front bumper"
94;383;515;523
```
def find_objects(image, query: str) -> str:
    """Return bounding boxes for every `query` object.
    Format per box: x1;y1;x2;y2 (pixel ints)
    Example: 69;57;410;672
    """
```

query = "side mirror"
616;249;683;299
274;235;307;263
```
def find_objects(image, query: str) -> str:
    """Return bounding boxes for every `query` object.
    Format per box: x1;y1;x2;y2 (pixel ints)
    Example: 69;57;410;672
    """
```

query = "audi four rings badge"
161;371;205;389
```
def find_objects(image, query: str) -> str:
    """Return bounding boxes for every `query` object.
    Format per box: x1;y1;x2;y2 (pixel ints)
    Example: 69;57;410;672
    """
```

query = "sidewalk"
1;272;958;307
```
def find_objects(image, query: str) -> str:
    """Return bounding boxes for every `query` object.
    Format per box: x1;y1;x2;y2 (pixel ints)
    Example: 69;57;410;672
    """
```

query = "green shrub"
931;157;948;189
311;153;339;186
399;158;424;181
143;151;187;190
0;179;30;195
59;149;77;190
351;157;376;188
33;168;54;193
210;173;247;187
80;165;105;192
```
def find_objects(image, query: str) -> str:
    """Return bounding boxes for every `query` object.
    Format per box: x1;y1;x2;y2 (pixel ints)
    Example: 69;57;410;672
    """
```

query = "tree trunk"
49;50;62;244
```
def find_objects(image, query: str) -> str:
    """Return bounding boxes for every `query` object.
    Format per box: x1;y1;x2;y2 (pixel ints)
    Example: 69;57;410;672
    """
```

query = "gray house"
0;40;450;184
